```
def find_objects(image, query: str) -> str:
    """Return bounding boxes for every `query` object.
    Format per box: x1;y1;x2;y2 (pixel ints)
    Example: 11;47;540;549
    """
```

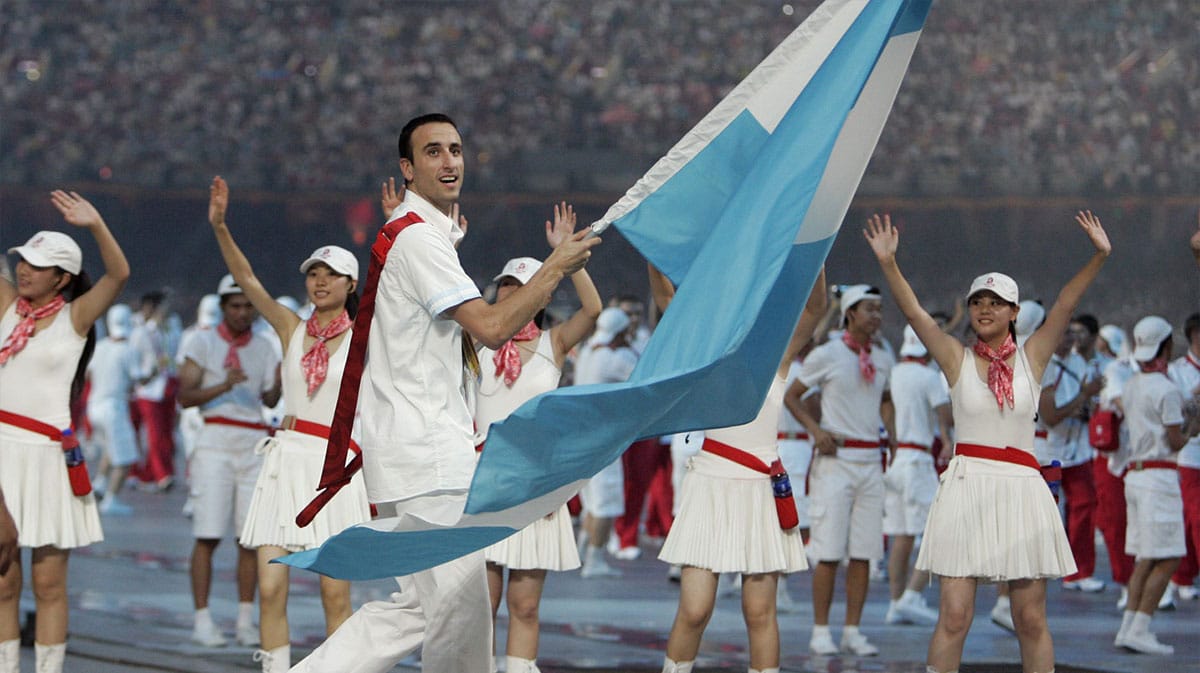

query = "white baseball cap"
840;284;881;326
196;294;221;328
217;274;243;296
1099;324;1127;358
1014;300;1045;337
899;324;927;357
8;231;82;275
299;245;359;281
591;307;631;346
1131;316;1172;362
106;303;133;339
494;257;543;286
967;272;1018;304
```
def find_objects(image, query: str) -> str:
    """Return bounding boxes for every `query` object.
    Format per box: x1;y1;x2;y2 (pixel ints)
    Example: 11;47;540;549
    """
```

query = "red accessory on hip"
493;321;541;386
216;322;252;370
301;310;353;396
0;295;67;365
841;331;875;383
972;333;1016;410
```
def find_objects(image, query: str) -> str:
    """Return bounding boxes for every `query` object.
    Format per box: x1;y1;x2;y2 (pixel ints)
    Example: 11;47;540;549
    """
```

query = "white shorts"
777;438;813;528
883;452;939;536
189;443;264;540
580;456;624;518
87;398;139;467
1124;471;1186;560
807;455;884;562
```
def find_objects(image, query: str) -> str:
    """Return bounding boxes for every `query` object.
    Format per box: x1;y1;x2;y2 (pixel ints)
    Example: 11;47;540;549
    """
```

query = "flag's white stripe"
353;480;589;535
592;0;865;233
795;28;923;244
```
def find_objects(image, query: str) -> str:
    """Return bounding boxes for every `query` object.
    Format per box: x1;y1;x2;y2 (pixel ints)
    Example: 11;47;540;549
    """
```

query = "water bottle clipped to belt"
769;459;799;530
61;428;92;497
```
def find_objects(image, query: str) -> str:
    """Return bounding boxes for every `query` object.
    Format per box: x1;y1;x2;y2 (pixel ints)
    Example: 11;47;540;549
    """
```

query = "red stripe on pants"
615;438;669;549
1061;459;1098;582
130;396;176;483
1093;456;1134;585
1172;466;1200;586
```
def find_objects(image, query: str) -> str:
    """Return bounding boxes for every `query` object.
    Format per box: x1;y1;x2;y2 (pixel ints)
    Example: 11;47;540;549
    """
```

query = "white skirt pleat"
916;455;1077;581
659;468;807;575
483;504;580;571
0;436;102;548
240;430;371;552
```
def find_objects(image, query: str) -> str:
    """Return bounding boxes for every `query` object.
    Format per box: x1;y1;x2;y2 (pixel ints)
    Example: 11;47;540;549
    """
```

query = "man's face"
221;294;257;335
400;122;463;214
1069;322;1095;354
847;298;882;337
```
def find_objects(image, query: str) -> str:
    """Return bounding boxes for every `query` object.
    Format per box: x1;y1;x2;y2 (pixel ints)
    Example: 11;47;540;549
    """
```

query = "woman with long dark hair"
0;191;130;673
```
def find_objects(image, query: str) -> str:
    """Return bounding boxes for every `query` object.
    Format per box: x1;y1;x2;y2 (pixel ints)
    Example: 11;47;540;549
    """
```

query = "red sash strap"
955;442;1041;471
840;438;882;449
1035;430;1048;439
897;442;928;451
204;415;273;433
475;443;484;453
701;437;770;473
284;417;361;455
298;212;423;528
776;431;810;440
0;409;63;440
1128;460;1177;471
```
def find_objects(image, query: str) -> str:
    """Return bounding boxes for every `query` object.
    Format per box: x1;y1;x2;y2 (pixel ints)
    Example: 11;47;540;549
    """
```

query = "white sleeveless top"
474;332;559;445
0;302;86;438
281;319;351;423
950;346;1040;452
691;373;787;478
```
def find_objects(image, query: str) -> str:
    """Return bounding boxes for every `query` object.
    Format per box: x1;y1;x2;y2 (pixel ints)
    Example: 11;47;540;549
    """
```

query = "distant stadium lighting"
304;64;318;77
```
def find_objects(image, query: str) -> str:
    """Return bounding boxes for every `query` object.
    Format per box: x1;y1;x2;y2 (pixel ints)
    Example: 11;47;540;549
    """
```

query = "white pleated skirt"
659;467;808;575
0;435;103;548
484;503;580;571
240;430;371;552
916;455;1076;581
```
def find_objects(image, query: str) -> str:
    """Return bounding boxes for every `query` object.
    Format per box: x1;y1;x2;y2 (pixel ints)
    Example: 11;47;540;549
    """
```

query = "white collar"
401;191;464;246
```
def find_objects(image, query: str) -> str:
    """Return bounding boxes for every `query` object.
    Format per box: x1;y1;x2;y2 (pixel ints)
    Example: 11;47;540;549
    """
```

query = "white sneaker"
580;553;621;579
1179;584;1200;601
990;601;1015;633
808;630;838;656
839;629;879;656
236;623;260;647
1116;586;1128;611
1121;629;1174;655
1158;583;1177;611
191;620;227;648
893;593;939;625
885;603;905;625
667;564;682;583
99;496;133;516
1062;576;1106;592
613;546;641;561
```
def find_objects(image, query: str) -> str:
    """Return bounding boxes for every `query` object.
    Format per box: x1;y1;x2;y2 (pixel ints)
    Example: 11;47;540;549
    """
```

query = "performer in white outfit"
655;264;825;673
0;192;130;673
476;215;602;673
864;210;1111;673
207;177;371;672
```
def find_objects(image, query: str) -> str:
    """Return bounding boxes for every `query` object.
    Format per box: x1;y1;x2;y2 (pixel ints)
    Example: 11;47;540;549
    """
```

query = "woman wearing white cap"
207;177;370;672
865;211;1111;673
0;191;130;673
474;203;601;673
656;264;826;673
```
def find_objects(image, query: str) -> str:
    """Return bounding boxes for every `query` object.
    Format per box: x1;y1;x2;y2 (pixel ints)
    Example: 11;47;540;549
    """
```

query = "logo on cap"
985;276;994;286
30;235;44;248
516;262;526;272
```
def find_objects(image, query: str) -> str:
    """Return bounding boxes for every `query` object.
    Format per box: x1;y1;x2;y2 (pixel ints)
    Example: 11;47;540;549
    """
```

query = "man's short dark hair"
1185;312;1200;342
141;291;165;310
398;113;459;163
1071;314;1099;335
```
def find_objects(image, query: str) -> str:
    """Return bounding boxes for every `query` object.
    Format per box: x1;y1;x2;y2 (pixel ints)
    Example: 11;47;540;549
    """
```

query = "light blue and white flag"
281;0;932;580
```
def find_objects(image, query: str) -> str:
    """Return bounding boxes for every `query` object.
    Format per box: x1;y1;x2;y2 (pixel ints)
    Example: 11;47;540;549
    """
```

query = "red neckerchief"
493;321;540;387
0;295;68;365
1140;358;1169;376
841;331;875;383
902;356;925;364
216;322;252;370
1185;351;1200;374
973;333;1017;409
301;310;353;396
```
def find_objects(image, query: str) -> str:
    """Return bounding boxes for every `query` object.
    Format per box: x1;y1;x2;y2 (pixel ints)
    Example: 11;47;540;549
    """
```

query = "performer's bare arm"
785;380;835;456
647;263;675;314
48;191;131;336
177;357;247;409
546;203;603;366
778;267;827;378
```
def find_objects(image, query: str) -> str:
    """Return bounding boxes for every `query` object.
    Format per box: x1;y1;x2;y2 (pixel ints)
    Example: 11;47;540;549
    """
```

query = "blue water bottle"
1047;459;1062;503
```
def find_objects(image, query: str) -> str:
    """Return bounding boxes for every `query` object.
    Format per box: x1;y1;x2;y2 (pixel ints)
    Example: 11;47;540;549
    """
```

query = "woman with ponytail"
206;176;370;673
0;191;130;673
864;211;1111;673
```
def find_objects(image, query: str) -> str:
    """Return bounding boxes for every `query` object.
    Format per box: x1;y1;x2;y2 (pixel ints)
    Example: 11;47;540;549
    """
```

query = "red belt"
897;442;929;452
282;417;360;454
0;409;64;440
1035;430;1048;439
955;443;1040;471
840;438;882;449
702;437;770;473
777;431;810;441
204;415;273;433
1128;460;1177;471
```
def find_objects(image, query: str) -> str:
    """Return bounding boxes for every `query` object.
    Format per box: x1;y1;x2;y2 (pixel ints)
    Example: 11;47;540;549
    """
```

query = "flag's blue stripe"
281;525;518;580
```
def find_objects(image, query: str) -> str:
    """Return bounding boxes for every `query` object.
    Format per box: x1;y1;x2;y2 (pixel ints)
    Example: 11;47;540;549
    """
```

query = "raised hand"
209;176;230;226
380;177;404;218
1074;210;1111;256
545;201;577;249
50;190;104;228
545;228;600;277
863;213;899;262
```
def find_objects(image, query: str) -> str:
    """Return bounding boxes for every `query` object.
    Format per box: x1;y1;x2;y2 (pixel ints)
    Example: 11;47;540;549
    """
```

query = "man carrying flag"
290;113;598;673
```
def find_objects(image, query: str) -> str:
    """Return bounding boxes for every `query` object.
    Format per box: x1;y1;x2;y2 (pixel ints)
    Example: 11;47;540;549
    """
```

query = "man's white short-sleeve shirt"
798;339;892;460
178;327;279;449
890;360;948;448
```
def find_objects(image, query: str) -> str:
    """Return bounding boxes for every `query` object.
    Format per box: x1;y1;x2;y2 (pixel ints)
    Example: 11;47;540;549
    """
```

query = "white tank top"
950;346;1040;453
0;303;87;438
280;320;351;424
474;332;560;445
691;373;786;479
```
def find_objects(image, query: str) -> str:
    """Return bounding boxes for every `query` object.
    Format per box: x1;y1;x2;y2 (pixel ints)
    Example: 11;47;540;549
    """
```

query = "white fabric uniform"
1169;351;1200;470
799;338;893;562
1036;352;1091;468
1100;357;1135;476
670;431;703;517
86;336;148;467
178;326;279;540
240;321;370;551
917;347;1076;580
575;342;638;518
1119;370;1186;559
130;316;171;402
777;359;814;529
291;191;490;673
0;303;102;548
476;332;579;571
884;359;948;536
659;375;808;574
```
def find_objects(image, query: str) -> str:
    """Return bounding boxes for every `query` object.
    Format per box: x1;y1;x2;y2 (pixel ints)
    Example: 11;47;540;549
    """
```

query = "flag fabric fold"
281;0;932;580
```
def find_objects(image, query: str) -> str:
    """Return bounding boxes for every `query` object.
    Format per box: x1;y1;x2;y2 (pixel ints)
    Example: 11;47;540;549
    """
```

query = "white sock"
237;601;255;628
889;598;900;609
1130;611;1151;635
34;642;66;673
749;668;780;673
0;639;19;673
661;658;694;673
811;624;832;640
195;607;214;627
1118;610;1135;636
842;624;862;639
994;595;1010;610
901;588;923;603
505;656;538;673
